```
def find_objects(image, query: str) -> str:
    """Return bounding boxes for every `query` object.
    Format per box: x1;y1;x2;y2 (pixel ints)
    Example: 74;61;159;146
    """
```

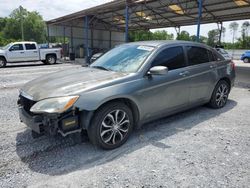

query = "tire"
88;102;134;150
45;55;57;65
243;57;249;63
0;57;7;68
208;80;230;109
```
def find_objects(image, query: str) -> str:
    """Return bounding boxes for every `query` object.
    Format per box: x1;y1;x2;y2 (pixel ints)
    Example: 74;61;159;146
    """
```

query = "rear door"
185;46;217;104
6;44;25;62
23;43;39;61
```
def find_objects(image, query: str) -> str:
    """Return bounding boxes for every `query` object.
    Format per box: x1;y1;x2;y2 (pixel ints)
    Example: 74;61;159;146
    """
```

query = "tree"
2;6;46;45
242;21;250;37
229;22;239;45
240;21;250;49
152;30;174;40
176;30;190;41
190;35;207;44
129;30;173;42
207;29;219;47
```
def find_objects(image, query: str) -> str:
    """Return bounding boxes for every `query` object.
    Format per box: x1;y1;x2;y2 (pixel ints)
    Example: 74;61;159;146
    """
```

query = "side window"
151;46;186;70
207;50;215;62
186;46;209;66
10;44;24;51
25;43;36;50
213;51;224;61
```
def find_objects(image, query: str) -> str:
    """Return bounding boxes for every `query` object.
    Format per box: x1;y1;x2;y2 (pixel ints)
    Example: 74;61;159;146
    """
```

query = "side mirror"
9;48;13;51
148;66;168;75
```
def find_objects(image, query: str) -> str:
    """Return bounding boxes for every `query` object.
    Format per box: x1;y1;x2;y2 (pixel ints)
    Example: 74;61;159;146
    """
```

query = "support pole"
63;26;66;58
85;16;89;64
196;0;202;42
70;26;73;53
91;28;94;49
125;1;129;43
175;26;181;39
218;22;223;46
47;25;50;47
109;31;112;49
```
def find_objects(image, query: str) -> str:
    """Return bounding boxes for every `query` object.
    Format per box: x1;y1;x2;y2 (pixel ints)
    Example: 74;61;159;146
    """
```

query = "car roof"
14;41;36;44
127;40;210;49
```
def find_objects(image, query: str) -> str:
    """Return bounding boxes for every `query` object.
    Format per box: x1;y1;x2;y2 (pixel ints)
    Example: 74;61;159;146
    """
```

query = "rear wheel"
243;57;249;63
88;102;133;149
0;57;6;68
209;80;230;109
45;55;56;65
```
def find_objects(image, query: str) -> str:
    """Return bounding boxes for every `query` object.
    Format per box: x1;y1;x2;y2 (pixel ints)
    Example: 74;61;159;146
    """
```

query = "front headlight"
30;96;79;114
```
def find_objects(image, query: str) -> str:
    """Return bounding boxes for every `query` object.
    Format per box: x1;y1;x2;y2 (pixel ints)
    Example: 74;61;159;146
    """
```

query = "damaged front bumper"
18;106;81;137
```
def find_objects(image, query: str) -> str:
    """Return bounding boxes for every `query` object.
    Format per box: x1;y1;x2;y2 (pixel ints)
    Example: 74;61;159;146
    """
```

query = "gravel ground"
0;62;250;188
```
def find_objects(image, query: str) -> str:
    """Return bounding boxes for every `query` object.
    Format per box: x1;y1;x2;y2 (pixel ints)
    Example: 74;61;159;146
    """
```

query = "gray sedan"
18;41;235;149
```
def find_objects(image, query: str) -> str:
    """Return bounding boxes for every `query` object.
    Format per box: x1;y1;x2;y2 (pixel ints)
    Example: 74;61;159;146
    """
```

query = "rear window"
186;46;209;66
25;43;36;50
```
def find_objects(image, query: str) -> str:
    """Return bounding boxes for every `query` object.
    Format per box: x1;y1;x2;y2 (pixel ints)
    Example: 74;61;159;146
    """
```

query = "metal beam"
196;0;202;42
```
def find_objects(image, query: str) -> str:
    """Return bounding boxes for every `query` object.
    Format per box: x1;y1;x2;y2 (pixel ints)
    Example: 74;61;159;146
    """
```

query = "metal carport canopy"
46;0;250;31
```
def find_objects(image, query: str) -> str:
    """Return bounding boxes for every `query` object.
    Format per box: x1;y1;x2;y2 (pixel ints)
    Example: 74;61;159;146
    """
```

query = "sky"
0;0;249;42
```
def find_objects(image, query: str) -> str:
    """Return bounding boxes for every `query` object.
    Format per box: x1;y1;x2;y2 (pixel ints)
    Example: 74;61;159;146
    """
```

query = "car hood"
21;67;129;101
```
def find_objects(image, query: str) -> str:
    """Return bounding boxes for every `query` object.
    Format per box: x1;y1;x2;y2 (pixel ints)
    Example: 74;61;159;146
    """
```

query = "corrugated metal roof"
47;0;250;30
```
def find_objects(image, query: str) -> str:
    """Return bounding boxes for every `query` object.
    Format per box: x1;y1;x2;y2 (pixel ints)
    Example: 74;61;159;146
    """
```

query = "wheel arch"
0;55;7;61
81;97;141;130
46;53;57;59
218;77;231;91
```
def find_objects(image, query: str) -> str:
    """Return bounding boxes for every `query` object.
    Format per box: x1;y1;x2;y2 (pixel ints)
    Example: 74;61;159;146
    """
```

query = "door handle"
210;65;215;68
179;71;189;76
33;51;38;53
20;52;24;54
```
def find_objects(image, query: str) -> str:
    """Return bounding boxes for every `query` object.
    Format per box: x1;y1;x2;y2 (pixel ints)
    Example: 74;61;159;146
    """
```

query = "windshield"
1;43;12;50
90;44;155;73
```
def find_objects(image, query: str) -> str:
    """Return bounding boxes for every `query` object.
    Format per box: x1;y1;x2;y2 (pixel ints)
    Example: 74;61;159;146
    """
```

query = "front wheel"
209;80;230;109
88;102;134;150
45;55;57;65
0;57;6;68
243;58;249;63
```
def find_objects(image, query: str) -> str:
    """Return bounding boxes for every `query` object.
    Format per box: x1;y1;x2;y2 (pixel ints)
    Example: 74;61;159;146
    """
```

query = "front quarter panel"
74;75;143;116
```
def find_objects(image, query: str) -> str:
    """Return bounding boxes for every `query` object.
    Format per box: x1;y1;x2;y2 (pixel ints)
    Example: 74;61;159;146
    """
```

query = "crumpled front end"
17;93;82;137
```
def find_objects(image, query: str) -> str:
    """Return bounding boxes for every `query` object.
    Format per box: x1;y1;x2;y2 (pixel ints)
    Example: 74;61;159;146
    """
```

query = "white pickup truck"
0;41;62;68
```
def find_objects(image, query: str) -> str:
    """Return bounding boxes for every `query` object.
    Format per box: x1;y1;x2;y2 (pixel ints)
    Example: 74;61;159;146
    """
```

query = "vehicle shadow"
15;99;237;176
4;62;62;68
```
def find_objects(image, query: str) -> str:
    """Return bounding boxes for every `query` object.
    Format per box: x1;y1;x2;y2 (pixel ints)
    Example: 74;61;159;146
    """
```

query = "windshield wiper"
91;66;111;71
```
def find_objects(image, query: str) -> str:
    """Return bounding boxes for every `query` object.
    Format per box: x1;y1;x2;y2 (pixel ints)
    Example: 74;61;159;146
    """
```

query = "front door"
137;46;191;120
7;44;25;62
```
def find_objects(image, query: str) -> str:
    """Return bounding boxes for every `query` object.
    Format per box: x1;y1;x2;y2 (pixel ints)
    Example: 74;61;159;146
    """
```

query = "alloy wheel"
215;83;229;107
100;109;130;145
